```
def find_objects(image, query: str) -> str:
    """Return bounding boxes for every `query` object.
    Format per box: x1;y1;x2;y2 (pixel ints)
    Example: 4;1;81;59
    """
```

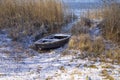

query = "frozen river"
64;0;102;17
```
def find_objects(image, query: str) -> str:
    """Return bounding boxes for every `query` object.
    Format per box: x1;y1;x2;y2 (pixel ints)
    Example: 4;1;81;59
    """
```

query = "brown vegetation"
71;17;91;35
84;10;103;20
69;34;105;57
105;49;120;64
68;33;120;63
81;0;120;46
0;0;71;41
102;0;120;45
69;0;120;64
101;69;115;80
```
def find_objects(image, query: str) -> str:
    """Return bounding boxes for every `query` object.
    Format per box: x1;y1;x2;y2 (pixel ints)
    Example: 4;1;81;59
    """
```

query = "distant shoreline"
66;2;103;9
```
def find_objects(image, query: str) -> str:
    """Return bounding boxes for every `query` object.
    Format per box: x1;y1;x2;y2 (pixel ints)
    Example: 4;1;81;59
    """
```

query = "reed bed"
69;0;120;63
0;0;71;40
102;0;120;45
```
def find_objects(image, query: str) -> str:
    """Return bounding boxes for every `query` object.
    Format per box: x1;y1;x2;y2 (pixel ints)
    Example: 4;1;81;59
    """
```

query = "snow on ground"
0;30;120;80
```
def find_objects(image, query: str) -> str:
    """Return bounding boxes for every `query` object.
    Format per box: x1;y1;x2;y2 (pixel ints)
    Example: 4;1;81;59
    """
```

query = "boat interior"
35;35;68;43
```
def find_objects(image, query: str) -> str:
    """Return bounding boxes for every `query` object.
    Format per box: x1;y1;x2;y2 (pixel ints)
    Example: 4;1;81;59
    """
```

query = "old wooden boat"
31;34;71;50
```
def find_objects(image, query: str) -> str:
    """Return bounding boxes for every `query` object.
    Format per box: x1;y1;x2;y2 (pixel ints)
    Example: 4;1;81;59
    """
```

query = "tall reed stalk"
0;0;71;40
102;0;120;45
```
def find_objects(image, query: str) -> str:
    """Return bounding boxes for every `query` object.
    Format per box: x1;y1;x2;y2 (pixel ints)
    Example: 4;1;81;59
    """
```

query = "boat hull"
31;34;71;50
35;37;69;49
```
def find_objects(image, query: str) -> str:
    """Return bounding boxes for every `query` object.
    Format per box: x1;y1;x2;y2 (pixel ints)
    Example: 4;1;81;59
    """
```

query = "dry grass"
101;69;115;80
91;36;105;55
68;0;120;64
81;1;120;46
71;17;92;35
102;64;115;69
81;0;120;46
84;10;103;20
69;34;105;57
69;34;91;51
101;0;120;45
69;34;120;63
0;0;71;40
106;48;120;64
71;25;89;36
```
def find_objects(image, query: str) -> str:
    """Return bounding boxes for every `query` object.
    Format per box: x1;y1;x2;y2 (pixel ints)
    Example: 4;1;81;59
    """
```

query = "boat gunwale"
34;34;71;45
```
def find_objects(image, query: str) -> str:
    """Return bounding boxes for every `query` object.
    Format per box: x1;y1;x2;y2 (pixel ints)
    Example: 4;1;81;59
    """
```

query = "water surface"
64;0;102;17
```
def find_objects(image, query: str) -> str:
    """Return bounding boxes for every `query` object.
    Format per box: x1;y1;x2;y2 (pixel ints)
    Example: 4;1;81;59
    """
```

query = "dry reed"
102;0;120;45
0;0;71;40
